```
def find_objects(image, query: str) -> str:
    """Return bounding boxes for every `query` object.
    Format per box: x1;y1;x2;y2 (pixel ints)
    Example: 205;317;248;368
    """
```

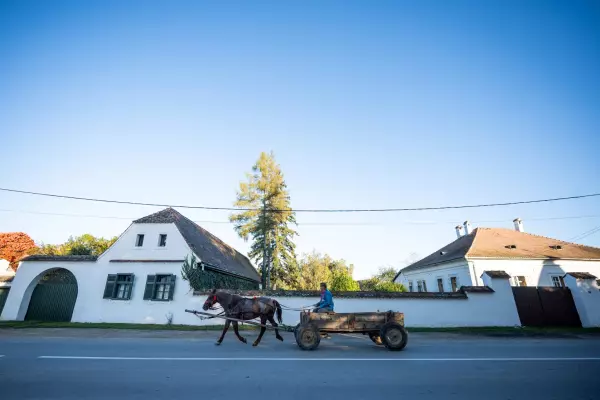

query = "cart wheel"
296;324;321;351
368;332;383;345
380;322;408;351
293;323;300;340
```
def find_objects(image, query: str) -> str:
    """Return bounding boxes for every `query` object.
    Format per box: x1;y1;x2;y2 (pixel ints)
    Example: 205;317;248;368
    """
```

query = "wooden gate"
25;269;78;322
512;286;581;327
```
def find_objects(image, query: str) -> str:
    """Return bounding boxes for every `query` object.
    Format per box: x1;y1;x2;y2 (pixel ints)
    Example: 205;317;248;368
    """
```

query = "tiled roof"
565;272;597;280
133;208;260;282
396;227;600;279
21;255;98;262
483;270;511;279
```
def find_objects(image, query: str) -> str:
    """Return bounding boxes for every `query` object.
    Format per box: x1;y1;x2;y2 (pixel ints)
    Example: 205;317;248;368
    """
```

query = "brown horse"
202;289;284;347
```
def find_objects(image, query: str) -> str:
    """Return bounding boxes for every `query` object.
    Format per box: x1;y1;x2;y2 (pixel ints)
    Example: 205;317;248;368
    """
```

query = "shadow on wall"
536;261;565;287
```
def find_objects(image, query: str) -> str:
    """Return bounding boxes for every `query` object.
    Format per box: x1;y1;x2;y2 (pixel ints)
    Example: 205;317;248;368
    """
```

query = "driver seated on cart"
313;282;334;313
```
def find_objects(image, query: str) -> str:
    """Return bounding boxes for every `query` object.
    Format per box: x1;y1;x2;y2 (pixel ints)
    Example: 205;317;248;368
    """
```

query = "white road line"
37;356;600;362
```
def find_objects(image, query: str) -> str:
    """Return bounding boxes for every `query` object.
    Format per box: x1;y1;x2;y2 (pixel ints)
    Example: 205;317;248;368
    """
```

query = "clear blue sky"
1;0;599;279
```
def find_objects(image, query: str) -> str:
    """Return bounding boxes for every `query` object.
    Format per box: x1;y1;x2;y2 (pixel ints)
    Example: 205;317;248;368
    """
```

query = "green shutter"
143;275;156;300
103;275;117;299
168;274;176;300
125;274;135;300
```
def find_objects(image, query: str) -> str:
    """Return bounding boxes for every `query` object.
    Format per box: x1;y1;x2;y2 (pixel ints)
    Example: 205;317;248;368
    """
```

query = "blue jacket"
316;290;334;310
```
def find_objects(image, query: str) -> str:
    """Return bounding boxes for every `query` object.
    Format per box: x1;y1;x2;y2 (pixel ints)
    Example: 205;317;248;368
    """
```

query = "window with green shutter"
103;274;134;300
144;274;176;301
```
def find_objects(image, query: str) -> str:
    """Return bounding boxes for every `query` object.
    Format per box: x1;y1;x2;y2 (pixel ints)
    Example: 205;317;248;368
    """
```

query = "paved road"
1;329;600;400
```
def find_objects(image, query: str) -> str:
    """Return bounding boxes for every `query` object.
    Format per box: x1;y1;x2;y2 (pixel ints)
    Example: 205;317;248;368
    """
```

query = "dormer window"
550;245;562;250
136;234;145;247
505;244;517;249
158;234;167;247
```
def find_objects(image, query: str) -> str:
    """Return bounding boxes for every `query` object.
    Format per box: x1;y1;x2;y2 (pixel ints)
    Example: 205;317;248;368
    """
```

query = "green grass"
407;326;600;335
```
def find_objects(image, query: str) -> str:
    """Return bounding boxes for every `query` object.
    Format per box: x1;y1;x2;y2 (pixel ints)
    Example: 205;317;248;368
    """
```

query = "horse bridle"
204;295;219;310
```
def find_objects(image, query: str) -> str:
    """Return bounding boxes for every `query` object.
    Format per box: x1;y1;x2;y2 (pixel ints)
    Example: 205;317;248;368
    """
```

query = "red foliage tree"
0;232;37;271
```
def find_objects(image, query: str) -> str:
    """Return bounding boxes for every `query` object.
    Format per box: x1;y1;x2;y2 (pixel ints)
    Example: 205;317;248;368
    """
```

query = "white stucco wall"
471;259;600;287
2;255;524;327
395;260;472;293
564;275;600;327
100;223;193;261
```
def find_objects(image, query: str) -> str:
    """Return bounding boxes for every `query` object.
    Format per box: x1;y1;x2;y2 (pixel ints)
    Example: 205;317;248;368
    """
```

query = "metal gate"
512;286;581;327
25;269;78;322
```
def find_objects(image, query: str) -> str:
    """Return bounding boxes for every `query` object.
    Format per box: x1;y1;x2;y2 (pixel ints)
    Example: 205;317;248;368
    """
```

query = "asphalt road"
1;329;600;400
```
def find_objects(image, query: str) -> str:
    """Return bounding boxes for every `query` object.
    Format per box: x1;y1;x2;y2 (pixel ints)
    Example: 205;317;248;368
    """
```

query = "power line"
569;225;600;242
1;207;600;226
1;187;599;213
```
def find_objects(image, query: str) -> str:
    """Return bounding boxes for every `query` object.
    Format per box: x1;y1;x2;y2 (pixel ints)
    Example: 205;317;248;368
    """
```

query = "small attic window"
505;244;517;249
440;251;447;255
550;245;562;250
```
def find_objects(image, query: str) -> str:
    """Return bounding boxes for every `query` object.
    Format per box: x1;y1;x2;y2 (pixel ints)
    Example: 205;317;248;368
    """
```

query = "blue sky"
1;0;599;279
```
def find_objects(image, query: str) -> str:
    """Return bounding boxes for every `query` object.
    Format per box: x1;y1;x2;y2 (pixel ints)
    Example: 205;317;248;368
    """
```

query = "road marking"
38;356;600;362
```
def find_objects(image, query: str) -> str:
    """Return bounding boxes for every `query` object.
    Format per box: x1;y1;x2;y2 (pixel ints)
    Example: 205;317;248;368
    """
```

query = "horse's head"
203;289;219;311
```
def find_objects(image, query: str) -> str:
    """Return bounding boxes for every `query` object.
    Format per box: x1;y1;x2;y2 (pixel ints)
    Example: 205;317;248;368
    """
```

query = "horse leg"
215;320;231;345
232;321;247;344
253;316;267;347
268;315;284;342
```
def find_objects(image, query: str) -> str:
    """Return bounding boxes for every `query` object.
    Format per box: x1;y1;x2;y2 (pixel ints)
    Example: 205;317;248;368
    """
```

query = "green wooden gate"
0;287;10;316
25;269;78;322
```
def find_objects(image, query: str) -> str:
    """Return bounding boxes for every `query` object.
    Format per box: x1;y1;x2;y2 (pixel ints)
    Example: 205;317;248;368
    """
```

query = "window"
551;275;565;288
158;234;167;247
437;278;444;293
103;274;134;300
449;276;458;292
143;274;176;301
136;234;145;247
408;281;413;292
513;276;527;287
417;280;427;292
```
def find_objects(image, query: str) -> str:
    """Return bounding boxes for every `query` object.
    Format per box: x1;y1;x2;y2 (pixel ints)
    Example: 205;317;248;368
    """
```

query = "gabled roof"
396;227;600;280
133;208;260;282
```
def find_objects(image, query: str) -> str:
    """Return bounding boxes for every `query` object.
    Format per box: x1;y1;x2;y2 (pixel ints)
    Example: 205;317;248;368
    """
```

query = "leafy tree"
330;268;360;291
297;251;360;291
359;266;407;292
375;266;398;282
373;280;407;292
0;232;37;271
37;234;117;256
230;152;299;289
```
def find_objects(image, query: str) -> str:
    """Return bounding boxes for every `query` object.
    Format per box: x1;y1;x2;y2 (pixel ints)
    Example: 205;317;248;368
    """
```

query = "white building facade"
395;220;600;292
0;208;260;324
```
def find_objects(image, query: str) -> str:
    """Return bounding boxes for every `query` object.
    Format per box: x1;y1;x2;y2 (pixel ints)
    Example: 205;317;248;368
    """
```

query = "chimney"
455;225;464;238
463;220;472;235
513;218;524;232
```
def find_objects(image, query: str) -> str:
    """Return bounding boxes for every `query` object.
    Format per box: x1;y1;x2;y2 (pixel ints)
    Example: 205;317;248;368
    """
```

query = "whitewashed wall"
395;260;472;292
1;258;523;327
471;259;600;287
99;223;193;261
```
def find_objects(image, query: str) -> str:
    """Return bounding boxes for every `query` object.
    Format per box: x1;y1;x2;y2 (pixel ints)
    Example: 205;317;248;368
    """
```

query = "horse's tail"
274;300;283;324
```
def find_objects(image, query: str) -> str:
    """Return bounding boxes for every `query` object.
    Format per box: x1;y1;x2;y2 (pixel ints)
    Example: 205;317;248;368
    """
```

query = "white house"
395;219;600;292
0;208;260;324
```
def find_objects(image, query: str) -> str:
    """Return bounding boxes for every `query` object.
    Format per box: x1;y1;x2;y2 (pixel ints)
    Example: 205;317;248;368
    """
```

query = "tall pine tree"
230;152;299;289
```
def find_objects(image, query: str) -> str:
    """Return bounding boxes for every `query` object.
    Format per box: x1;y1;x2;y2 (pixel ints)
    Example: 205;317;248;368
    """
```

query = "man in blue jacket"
314;282;334;313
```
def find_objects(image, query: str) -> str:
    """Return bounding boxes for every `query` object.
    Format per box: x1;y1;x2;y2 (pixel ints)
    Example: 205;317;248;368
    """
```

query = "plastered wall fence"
2;260;524;327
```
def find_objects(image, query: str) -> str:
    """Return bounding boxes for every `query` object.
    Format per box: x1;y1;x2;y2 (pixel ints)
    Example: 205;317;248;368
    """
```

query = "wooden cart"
294;310;408;351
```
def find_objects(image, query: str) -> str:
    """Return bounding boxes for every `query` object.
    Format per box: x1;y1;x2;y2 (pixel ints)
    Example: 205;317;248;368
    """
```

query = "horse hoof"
277;336;284;342
241;338;247;344
252;342;259;347
215;341;222;346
